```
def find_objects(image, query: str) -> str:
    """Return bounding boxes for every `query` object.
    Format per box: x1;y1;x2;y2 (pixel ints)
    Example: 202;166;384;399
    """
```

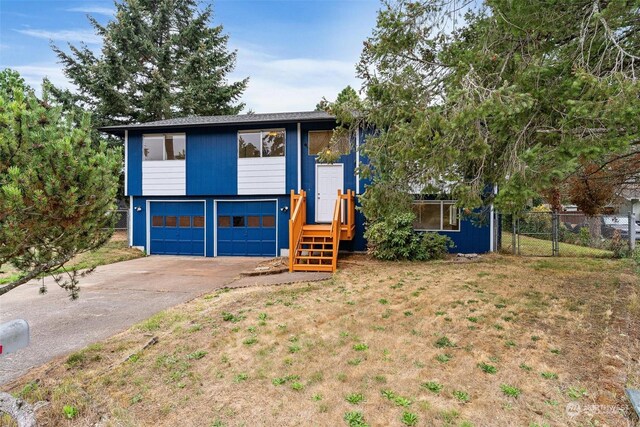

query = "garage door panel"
150;202;205;256
217;201;276;257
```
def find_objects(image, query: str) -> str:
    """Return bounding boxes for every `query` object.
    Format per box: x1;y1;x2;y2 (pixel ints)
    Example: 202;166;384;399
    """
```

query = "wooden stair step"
295;255;334;260
292;264;334;272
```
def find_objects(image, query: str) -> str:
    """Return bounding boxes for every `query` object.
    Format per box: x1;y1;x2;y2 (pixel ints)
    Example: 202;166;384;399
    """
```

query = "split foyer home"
100;111;495;272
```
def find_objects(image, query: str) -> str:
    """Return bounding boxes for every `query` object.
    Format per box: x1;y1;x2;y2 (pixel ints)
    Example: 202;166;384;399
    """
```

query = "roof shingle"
99;111;335;135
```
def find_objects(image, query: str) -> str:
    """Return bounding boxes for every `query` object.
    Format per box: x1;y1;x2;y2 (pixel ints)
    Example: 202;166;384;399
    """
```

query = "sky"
0;0;381;112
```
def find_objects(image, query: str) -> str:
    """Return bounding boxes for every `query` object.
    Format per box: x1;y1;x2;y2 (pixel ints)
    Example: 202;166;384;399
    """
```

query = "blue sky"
0;0;381;112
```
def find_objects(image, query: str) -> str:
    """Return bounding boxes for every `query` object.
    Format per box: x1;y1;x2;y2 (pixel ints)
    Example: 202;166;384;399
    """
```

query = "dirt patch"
240;257;289;276
3;255;637;427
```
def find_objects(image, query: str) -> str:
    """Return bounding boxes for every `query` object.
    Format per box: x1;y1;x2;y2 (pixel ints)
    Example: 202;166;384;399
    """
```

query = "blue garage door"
150;202;205;256
217;201;277;256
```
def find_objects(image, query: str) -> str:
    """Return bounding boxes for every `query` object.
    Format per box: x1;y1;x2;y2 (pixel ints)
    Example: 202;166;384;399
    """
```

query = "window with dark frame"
233;216;245;227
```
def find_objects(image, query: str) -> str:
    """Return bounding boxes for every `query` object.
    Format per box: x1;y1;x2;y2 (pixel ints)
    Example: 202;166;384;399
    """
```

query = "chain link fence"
113;209;129;232
498;211;636;257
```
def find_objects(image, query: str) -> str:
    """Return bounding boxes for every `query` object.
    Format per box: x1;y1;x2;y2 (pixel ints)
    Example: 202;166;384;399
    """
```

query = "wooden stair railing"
289;189;356;273
288;189;307;272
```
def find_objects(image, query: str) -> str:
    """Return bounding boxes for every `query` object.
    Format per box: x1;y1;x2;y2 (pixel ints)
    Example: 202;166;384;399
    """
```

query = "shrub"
419;232;455;260
364;212;453;261
609;229;628;258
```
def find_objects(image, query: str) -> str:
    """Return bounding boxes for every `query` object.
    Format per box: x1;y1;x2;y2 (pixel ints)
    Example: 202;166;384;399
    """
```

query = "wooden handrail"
289;189;306;271
330;190;343;270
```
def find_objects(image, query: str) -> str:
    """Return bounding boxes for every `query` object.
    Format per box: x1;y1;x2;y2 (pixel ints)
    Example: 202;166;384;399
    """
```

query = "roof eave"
98;116;337;137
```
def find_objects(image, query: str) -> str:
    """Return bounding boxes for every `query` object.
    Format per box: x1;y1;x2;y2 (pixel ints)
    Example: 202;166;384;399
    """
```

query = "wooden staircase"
288;189;356;272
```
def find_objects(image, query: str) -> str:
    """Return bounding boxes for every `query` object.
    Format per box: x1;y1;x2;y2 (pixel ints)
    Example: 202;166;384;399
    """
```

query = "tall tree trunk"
587;216;602;241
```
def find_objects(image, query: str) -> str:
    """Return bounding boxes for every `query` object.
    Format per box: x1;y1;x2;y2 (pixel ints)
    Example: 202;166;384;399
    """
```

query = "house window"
412;201;460;231
143;134;186;161
308;130;350;156
238;129;285;158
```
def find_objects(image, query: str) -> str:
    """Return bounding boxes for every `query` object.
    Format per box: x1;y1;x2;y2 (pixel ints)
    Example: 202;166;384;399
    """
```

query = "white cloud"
16;29;101;44
10;64;75;92
231;44;361;112
8;43;362;113
66;6;115;16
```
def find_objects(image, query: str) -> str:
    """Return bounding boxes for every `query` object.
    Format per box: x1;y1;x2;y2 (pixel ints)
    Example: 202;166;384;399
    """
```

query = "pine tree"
52;0;248;126
0;69;121;298
353;0;640;216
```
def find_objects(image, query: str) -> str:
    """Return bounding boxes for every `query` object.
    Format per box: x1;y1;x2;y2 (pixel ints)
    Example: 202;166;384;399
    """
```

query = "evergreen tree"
349;0;640;217
0;69;121;298
52;0;248;126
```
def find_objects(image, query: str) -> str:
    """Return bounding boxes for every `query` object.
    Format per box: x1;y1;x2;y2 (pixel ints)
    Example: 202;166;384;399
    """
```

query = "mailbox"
0;319;30;355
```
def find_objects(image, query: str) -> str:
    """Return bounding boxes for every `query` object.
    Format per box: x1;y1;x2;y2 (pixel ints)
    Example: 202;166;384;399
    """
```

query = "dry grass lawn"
3;255;639;427
0;231;143;285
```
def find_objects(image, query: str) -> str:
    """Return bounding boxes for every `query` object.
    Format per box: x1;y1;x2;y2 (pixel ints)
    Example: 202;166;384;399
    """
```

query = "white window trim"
413;200;461;232
237;128;286;158
142;133;186;161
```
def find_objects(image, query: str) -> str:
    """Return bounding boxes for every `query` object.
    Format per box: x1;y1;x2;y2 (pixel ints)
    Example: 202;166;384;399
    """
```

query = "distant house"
100;111;495;271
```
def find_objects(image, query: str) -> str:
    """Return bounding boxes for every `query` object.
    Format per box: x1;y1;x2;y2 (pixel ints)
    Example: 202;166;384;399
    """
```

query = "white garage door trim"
146;199;207;256
213;199;279;257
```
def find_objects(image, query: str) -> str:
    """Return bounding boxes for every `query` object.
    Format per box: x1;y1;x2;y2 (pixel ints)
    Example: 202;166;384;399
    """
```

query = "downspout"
490;184;498;252
297;122;302;192
355;127;360;195
124;130;132;247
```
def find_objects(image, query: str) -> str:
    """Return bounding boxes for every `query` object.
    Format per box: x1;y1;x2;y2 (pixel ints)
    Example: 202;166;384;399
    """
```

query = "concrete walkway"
0;256;263;385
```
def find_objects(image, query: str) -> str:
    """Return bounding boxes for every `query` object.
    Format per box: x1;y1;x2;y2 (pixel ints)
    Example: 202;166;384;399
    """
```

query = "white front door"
316;164;344;223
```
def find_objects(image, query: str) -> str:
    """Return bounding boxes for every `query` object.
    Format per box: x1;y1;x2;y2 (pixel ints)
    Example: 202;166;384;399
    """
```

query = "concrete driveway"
0;255;262;386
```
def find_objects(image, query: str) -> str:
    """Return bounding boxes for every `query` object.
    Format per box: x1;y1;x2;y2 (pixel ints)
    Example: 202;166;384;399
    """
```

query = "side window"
412;201;461;231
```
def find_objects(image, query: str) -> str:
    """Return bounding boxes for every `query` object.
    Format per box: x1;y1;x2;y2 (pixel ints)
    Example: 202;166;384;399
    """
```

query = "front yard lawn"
0;231;143;285
4;255;639;426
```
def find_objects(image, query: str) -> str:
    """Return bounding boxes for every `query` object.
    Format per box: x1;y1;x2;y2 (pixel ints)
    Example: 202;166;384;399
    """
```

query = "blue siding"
187;128;238;195
437;217;491;254
300;122;366;251
127;132;143;196
125;120;492;256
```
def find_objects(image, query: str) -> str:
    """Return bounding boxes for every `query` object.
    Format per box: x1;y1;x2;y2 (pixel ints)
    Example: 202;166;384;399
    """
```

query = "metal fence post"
552;211;559;257
511;215;517;255
629;212;636;252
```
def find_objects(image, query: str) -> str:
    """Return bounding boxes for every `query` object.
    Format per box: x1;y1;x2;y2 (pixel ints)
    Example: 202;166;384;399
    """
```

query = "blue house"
100;111;495;271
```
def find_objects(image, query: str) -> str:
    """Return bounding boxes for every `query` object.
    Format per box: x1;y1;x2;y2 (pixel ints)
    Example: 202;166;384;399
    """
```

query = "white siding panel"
237;157;285;195
142;160;186;196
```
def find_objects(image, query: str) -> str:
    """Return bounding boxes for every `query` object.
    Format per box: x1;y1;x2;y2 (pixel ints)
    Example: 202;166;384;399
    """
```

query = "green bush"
365;212;454;260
